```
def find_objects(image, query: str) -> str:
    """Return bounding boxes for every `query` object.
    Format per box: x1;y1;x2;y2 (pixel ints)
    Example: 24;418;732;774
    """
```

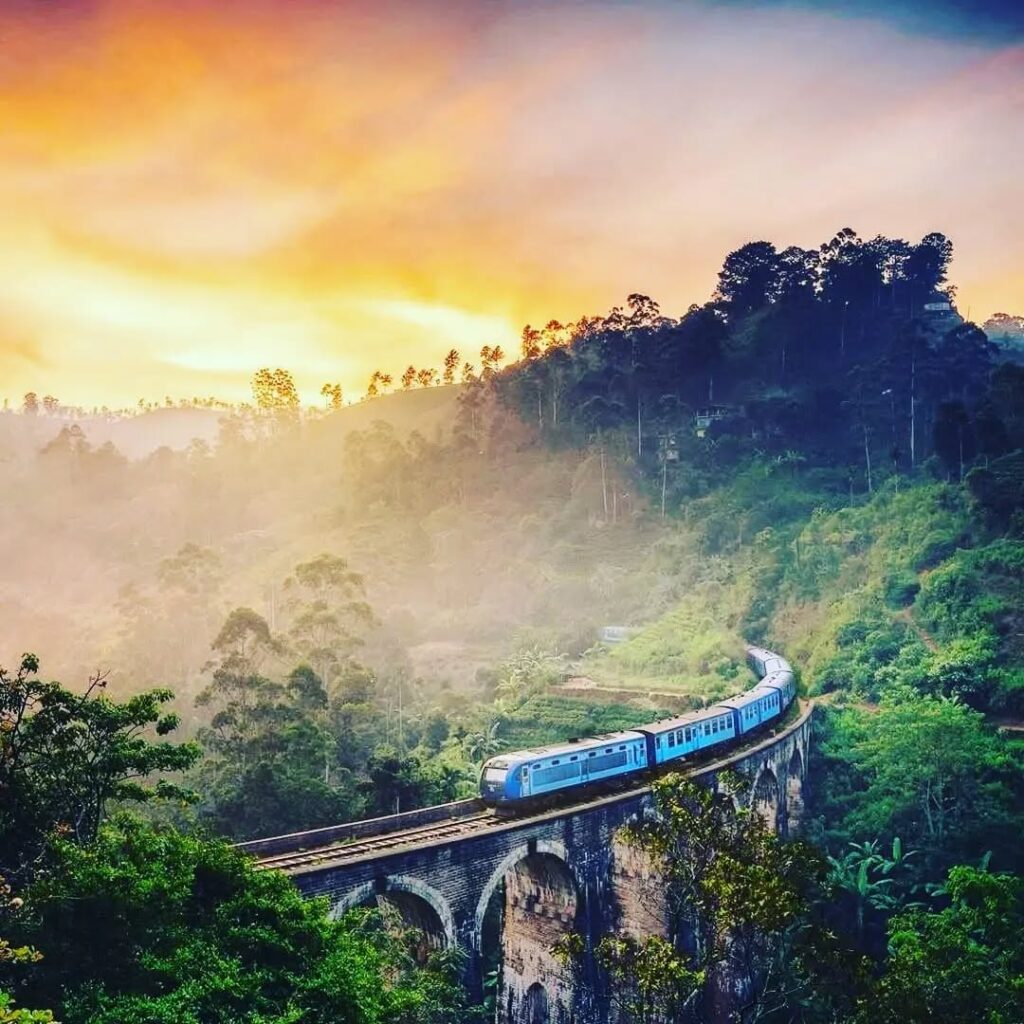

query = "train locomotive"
479;645;794;806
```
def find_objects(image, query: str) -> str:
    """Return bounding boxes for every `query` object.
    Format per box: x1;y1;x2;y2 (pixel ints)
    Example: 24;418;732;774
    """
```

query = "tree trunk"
910;351;917;469
600;446;608;518
863;420;873;494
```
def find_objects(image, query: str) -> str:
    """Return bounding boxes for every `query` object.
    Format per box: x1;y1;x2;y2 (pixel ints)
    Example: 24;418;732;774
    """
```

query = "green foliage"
826;837;918;946
497;695;665;749
361;746;460;817
868;866;1024;1024
5;817;473;1024
882;570;919;608
597;773;827;1020
817;695;1021;871
0;877;53;1024
0;654;200;885
593;935;702;1024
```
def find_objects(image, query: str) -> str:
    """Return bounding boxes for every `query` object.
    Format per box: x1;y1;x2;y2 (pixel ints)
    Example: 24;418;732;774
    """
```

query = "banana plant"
827;837;917;939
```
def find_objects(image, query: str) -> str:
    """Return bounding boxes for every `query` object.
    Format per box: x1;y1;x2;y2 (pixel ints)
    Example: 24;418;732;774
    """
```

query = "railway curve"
242;645;810;877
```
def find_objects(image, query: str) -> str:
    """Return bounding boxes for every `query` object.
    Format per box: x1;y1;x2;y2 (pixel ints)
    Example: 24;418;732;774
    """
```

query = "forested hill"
492;228;1014;505
483;227;1024;719
5;229;1024;1023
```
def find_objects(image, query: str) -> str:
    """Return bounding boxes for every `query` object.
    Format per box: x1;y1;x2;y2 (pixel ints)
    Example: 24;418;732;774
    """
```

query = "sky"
1;0;1022;409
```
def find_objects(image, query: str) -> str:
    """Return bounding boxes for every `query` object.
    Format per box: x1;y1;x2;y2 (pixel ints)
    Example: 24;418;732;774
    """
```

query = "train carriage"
716;684;783;736
480;731;648;805
637;706;737;768
480;646;796;806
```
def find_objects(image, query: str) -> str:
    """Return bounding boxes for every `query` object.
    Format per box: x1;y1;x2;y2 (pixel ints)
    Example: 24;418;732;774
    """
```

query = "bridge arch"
751;766;781;832
522;982;549;1024
475;841;581;1024
785;747;805;835
329;874;456;951
473;839;575;951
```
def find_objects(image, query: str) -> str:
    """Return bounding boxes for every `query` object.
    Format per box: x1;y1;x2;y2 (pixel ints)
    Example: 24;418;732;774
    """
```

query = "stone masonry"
272;703;813;1024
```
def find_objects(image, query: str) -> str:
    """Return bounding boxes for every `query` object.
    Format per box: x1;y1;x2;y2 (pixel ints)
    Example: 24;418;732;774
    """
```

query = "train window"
570;756;578;762
589;751;596;757
712;720;718;733
668;734;674;747
704;723;710;735
552;759;560;765
676;730;683;743
619;745;626;751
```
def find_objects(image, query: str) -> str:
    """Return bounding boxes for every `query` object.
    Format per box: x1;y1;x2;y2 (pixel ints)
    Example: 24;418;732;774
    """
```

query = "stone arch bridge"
240;703;812;1023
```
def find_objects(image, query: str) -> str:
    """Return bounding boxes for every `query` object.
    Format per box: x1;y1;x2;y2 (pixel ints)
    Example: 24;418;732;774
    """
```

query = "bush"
883;570;920;609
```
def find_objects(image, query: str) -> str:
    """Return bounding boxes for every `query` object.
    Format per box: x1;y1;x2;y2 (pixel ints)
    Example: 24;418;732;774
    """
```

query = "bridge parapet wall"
236;797;484;858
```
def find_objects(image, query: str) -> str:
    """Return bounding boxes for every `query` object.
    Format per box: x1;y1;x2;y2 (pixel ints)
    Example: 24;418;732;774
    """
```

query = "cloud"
0;0;1021;407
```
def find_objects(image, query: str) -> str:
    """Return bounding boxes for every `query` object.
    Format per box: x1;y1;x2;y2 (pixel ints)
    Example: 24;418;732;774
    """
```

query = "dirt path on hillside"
895;607;938;651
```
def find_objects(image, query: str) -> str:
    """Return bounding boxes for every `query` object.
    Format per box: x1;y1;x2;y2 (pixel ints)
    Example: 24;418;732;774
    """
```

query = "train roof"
483;730;646;769
717;687;771;710
633;704;733;735
758;670;793;689
746;645;792;671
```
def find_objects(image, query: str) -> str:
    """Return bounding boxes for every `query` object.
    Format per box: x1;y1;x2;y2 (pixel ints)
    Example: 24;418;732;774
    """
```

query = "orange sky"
1;0;1022;408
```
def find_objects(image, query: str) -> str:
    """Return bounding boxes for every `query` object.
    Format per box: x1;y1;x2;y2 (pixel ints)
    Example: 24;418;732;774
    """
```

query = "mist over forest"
5;225;1024;1023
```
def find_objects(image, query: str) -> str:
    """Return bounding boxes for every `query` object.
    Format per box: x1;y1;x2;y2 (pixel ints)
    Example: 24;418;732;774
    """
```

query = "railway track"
254;701;812;875
253;811;497;873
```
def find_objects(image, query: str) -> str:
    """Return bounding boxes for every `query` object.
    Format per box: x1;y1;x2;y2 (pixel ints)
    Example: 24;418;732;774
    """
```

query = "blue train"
479;646;795;806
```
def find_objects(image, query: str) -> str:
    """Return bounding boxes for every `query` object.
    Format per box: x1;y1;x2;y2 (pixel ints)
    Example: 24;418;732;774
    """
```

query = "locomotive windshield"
483;768;507;783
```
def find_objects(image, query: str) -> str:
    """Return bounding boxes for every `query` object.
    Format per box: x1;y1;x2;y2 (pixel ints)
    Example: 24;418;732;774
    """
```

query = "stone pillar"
500;853;579;1024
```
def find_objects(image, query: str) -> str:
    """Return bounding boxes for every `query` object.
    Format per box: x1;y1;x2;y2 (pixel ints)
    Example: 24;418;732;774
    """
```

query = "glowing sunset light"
1;0;1022;408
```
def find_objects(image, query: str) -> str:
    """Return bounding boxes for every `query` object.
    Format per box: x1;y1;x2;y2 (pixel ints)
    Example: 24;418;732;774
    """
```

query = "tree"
401;365;417;390
714;241;782;316
20;394;37;416
40;396;58;416
442;349;460;385
0;655;199;885
983;312;1024;348
361;746;457;817
4;816;473;1023
365;371;393;399
416;368;438;388
556;773;826;1022
320;382;343;409
1;877;54;1023
196;605;366;837
520;326;542;361
868;865;1024;1024
933;401;975;482
821;693;1016;864
479;346;504;381
282;555;374;688
826;837;916;945
251;368;300;413
203;607;282;682
905;232;953;311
